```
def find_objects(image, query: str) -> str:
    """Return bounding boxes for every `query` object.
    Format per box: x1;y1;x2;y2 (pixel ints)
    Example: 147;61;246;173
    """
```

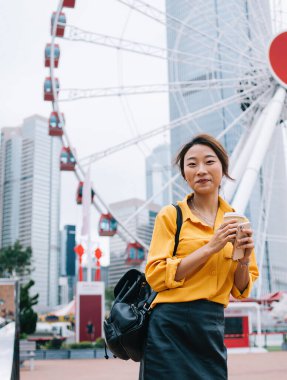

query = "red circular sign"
269;31;287;87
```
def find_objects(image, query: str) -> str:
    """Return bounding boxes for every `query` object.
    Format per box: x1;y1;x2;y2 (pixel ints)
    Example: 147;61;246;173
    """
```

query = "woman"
140;134;259;380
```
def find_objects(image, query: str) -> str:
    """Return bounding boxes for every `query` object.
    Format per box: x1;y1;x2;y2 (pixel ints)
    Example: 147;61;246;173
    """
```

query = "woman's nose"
196;163;207;174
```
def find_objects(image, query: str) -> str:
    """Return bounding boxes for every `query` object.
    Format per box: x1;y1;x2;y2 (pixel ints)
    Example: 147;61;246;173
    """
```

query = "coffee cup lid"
224;212;245;219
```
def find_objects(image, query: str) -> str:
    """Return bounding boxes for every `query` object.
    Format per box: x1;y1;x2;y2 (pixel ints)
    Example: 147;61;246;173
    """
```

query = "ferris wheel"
44;0;287;295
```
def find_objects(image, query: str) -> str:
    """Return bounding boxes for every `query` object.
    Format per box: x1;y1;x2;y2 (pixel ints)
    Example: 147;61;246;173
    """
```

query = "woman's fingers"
237;236;253;245
240;228;253;236
227;234;237;242
237;243;254;250
222;227;238;237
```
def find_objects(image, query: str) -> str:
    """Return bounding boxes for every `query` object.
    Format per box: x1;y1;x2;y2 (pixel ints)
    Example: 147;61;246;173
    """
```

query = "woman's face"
183;144;223;195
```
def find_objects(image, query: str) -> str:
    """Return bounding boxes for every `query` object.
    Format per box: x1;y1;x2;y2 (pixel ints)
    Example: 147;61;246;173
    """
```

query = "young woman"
140;134;259;380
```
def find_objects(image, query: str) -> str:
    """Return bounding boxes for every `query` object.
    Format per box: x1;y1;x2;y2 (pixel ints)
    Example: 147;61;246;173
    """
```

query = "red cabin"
45;44;60;68
63;0;76;7
126;243;145;265
60;147;76;171
44;77;59;101
98;214;117;236
49;112;64;136
76;181;95;205
51;12;66;37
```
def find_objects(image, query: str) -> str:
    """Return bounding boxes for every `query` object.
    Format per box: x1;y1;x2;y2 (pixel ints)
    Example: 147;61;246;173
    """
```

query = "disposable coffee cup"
223;212;246;224
223;212;246;244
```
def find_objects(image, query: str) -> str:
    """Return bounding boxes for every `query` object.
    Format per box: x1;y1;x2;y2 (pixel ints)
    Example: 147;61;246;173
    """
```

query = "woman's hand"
236;228;254;263
206;219;239;255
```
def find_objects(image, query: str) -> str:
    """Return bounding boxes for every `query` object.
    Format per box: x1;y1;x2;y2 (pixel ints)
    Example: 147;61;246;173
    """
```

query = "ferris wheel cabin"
98;214;117;236
76;181;95;205
45;44;60;68
60;147;76;171
44;77;59;101
51;12;66;37
126;243;145;265
63;0;76;7
49;112;64;136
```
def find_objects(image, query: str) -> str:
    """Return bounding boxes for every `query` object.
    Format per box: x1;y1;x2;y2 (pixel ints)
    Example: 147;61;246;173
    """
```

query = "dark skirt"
139;300;227;380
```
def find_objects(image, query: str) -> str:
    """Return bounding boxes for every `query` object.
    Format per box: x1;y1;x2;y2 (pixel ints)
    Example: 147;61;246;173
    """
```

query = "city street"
20;351;287;380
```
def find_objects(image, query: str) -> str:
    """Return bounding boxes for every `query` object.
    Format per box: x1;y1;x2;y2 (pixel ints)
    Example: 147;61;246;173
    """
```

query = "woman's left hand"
236;228;254;263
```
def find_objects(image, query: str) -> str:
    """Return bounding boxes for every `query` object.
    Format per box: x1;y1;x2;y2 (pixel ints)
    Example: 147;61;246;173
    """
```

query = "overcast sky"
0;0;169;257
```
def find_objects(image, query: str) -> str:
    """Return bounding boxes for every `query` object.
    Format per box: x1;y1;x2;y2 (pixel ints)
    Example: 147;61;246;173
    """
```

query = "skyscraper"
0;115;61;307
145;144;171;208
60;225;76;303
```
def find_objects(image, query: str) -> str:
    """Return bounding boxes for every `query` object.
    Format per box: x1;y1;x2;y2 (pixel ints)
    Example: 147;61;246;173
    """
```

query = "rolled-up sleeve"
231;250;259;299
145;205;185;292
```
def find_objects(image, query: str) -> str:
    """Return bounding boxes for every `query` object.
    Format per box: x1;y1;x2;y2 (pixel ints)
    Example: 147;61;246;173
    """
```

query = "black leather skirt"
139;300;227;380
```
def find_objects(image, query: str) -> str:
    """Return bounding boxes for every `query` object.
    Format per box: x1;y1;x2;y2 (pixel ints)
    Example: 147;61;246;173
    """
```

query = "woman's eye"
188;163;196;167
206;160;215;164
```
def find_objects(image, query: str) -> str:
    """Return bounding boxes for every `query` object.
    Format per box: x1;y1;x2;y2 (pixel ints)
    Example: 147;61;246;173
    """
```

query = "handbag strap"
143;204;183;311
172;204;183;257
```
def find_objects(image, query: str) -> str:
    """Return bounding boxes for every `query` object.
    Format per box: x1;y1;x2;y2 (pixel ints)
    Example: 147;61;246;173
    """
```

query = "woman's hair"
175;134;233;180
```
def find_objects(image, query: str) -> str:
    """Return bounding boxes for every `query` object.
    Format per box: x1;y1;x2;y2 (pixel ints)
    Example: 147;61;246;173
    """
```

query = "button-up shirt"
145;193;259;307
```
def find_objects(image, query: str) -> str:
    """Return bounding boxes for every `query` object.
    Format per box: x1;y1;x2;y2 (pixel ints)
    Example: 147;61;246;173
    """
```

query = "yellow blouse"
145;193;259;307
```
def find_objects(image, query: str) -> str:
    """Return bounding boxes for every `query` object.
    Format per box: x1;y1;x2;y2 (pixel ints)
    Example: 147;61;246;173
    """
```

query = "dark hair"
175;134;233;180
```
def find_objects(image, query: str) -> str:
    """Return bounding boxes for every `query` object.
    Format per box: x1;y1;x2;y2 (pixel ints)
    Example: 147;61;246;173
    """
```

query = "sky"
0;0;169;257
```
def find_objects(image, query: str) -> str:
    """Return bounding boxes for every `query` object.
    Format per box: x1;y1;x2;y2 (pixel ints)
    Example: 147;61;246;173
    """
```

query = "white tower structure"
0;115;61;307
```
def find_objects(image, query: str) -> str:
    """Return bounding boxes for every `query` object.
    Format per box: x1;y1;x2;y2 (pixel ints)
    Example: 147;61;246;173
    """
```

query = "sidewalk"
21;352;287;380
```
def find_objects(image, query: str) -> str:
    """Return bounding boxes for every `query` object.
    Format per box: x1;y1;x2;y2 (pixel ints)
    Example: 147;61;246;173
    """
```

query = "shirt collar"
177;193;235;225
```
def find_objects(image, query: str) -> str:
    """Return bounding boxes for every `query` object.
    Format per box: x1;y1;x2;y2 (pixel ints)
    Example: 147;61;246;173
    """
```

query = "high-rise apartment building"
60;225;76;303
108;198;160;287
165;1;284;294
146;144;171;208
0;115;61;307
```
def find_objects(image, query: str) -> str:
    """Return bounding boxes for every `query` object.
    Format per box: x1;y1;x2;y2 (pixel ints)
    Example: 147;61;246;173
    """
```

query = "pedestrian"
86;320;94;341
139;134;259;380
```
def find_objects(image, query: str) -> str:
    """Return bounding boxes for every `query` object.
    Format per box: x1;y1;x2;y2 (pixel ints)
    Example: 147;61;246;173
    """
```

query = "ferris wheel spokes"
116;0;266;66
62;24;261;76
78;80;270;165
57;75;268;102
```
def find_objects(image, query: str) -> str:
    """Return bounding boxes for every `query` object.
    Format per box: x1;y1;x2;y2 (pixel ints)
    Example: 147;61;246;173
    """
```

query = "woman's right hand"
206;219;238;255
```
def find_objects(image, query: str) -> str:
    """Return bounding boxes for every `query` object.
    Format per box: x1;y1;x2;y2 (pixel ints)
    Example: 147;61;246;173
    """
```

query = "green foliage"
20;280;38;335
105;286;115;313
0;241;38;334
0;241;33;278
44;338;63;350
68;341;94;349
19;333;27;340
94;337;105;348
47;338;105;350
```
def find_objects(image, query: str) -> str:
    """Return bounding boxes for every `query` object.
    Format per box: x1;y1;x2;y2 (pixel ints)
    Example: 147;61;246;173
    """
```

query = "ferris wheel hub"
269;31;287;88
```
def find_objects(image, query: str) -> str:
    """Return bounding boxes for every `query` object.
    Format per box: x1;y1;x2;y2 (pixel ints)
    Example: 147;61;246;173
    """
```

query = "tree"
0;241;33;278
0;241;38;335
20;280;38;335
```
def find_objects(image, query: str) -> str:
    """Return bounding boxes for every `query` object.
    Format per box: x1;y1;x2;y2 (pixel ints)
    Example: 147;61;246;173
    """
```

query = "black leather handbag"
103;204;182;362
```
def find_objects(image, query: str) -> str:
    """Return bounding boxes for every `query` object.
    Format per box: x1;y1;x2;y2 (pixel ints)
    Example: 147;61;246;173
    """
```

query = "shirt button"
211;271;216;276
